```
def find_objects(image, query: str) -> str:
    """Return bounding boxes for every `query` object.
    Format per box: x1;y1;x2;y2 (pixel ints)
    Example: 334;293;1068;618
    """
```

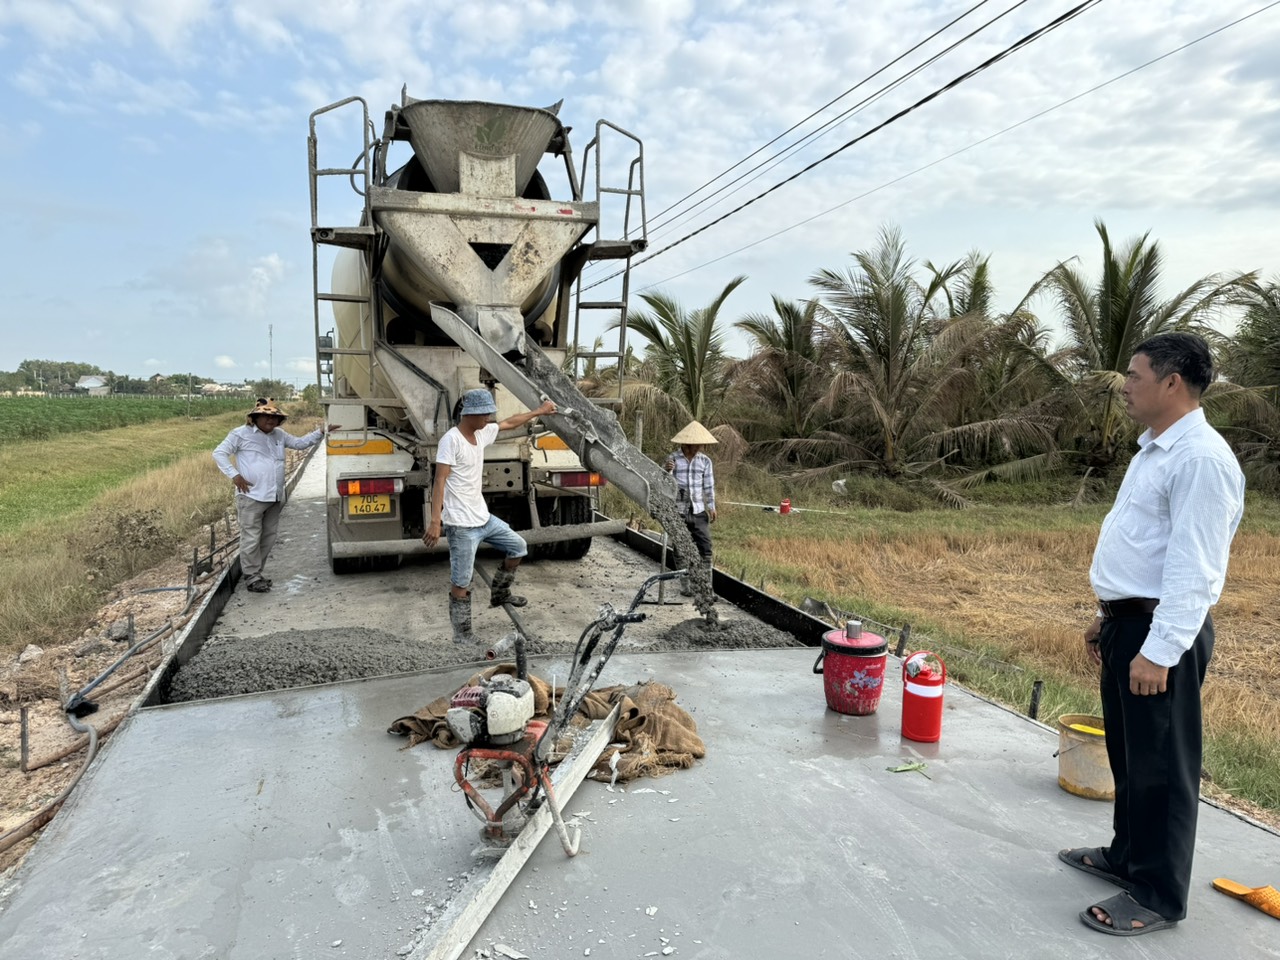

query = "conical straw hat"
670;420;718;445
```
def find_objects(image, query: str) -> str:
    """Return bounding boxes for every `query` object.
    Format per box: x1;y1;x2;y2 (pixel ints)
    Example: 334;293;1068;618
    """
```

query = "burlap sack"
387;669;704;783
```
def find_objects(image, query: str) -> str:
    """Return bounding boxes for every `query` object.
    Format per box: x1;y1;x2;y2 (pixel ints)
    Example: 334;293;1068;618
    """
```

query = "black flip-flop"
1058;847;1133;891
1080;892;1177;937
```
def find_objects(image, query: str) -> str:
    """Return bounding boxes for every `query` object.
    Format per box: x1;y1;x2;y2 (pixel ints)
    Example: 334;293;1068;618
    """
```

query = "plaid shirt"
669;450;715;516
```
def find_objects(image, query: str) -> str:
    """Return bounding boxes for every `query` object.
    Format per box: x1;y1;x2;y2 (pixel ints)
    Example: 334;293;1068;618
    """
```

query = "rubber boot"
449;593;475;644
489;567;527;607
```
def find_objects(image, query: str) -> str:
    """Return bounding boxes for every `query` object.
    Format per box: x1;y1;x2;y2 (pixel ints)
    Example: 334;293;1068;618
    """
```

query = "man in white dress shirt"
213;399;333;593
1059;333;1245;936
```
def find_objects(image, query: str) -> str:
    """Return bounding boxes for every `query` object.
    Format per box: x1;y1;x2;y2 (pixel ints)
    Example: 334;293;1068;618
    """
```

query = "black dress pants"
684;511;712;559
1098;611;1213;921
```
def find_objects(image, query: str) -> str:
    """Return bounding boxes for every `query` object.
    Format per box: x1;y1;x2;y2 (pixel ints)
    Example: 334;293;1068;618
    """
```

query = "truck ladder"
571;120;648;411
307;97;402;417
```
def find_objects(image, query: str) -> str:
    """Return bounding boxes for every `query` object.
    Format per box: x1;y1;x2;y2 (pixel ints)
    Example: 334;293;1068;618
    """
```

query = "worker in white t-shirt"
424;388;557;643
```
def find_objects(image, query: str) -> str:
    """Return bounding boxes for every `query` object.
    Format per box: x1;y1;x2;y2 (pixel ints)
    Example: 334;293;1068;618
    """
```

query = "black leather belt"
1098;597;1160;618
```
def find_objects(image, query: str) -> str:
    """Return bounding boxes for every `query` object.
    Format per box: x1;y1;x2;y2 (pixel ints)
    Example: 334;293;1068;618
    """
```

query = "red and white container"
780;498;792;515
901;651;946;742
813;622;888;716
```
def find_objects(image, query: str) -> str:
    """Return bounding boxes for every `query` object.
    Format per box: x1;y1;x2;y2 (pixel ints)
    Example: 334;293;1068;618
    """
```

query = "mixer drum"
330;159;561;427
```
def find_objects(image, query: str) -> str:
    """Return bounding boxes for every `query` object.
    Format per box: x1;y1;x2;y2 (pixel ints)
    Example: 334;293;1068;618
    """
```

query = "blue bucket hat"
459;389;498;417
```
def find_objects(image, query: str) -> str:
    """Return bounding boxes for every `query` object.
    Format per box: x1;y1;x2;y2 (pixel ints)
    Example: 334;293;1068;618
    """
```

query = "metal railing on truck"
307;96;404;425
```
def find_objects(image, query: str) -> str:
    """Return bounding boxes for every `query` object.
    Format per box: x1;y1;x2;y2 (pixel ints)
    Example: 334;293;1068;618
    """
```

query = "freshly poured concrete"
1;649;1277;959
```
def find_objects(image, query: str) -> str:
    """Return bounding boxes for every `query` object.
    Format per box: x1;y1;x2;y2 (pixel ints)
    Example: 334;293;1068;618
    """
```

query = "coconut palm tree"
611;275;746;429
568;336;643;398
728;296;829;448
1224;277;1280;388
1218;277;1280;494
1038;218;1252;470
797;227;1054;501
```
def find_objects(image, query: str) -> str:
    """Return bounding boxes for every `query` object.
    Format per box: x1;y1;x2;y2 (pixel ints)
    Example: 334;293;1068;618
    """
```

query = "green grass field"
0;396;247;444
0;412;249;533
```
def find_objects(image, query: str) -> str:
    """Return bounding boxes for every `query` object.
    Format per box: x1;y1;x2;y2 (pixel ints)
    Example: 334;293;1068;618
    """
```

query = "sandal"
1212;878;1280;920
1080;892;1177;937
246;578;272;593
1058;847;1133;891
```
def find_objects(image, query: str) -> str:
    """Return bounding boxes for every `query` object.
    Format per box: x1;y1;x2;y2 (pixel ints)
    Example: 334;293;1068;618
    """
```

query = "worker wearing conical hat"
664;421;718;596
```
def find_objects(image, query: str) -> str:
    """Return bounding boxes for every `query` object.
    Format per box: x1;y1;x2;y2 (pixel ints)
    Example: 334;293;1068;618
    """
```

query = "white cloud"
3;0;1279;375
0;0;104;48
129;242;290;323
0;0;215;52
14;54;201;115
143;357;168;366
214;355;237;368
229;4;297;52
246;254;286;316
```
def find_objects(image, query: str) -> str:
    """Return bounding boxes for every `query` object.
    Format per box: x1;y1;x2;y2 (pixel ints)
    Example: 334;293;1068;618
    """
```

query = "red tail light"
550;472;606;488
338;478;404;496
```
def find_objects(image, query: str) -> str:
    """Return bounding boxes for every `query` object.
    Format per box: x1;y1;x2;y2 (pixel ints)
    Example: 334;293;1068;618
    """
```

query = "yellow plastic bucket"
1056;713;1115;801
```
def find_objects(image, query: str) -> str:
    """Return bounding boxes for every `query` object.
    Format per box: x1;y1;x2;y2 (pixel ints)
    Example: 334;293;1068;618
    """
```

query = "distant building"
200;382;250;396
75;375;110;397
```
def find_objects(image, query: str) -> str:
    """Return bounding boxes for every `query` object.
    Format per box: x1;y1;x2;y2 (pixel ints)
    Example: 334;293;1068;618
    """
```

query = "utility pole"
269;324;274;386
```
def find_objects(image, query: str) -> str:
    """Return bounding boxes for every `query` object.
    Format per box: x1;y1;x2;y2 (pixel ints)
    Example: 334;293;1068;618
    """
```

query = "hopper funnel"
399;100;562;196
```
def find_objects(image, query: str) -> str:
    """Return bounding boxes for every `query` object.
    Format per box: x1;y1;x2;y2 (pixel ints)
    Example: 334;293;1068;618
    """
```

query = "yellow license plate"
347;494;391;517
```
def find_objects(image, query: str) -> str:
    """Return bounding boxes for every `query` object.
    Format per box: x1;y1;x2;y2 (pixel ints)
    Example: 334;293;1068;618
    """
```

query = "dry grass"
711;502;1280;812
743;526;1280;711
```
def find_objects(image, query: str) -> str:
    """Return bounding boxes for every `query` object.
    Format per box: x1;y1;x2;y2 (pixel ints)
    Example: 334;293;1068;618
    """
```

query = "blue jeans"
444;516;528;589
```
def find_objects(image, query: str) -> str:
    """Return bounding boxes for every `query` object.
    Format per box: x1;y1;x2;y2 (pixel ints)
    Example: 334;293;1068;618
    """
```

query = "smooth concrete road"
0;647;1277;959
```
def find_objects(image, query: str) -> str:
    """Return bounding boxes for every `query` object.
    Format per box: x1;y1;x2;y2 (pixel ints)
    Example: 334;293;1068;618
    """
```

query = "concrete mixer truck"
308;92;681;574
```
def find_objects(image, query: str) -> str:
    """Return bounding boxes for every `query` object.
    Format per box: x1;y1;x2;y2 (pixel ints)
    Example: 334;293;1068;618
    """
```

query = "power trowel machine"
446;571;682;857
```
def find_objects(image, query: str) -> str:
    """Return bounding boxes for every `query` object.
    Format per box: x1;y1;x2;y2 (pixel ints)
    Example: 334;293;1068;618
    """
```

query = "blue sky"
2;0;1278;387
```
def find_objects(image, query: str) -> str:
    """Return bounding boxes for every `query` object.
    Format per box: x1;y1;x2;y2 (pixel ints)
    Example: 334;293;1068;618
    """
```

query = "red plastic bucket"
901;651;946;742
780;498;792;515
813;626;888;716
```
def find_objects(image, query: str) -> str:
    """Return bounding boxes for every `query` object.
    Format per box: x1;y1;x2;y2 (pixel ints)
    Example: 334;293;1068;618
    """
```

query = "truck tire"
328;539;364;575
530;495;593;561
555;495;593;560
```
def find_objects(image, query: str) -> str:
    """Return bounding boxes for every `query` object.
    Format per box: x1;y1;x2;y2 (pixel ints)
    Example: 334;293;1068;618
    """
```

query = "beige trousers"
236;495;284;582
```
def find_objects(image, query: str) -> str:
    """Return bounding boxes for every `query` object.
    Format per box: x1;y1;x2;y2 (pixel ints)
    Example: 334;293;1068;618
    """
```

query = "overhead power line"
580;0;1105;294
636;0;1035;248
639;0;1007;239
637;1;1280;292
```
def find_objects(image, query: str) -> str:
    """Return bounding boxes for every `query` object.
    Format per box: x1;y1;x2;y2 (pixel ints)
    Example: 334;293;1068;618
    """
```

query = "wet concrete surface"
168;450;800;701
2;649;1277;960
